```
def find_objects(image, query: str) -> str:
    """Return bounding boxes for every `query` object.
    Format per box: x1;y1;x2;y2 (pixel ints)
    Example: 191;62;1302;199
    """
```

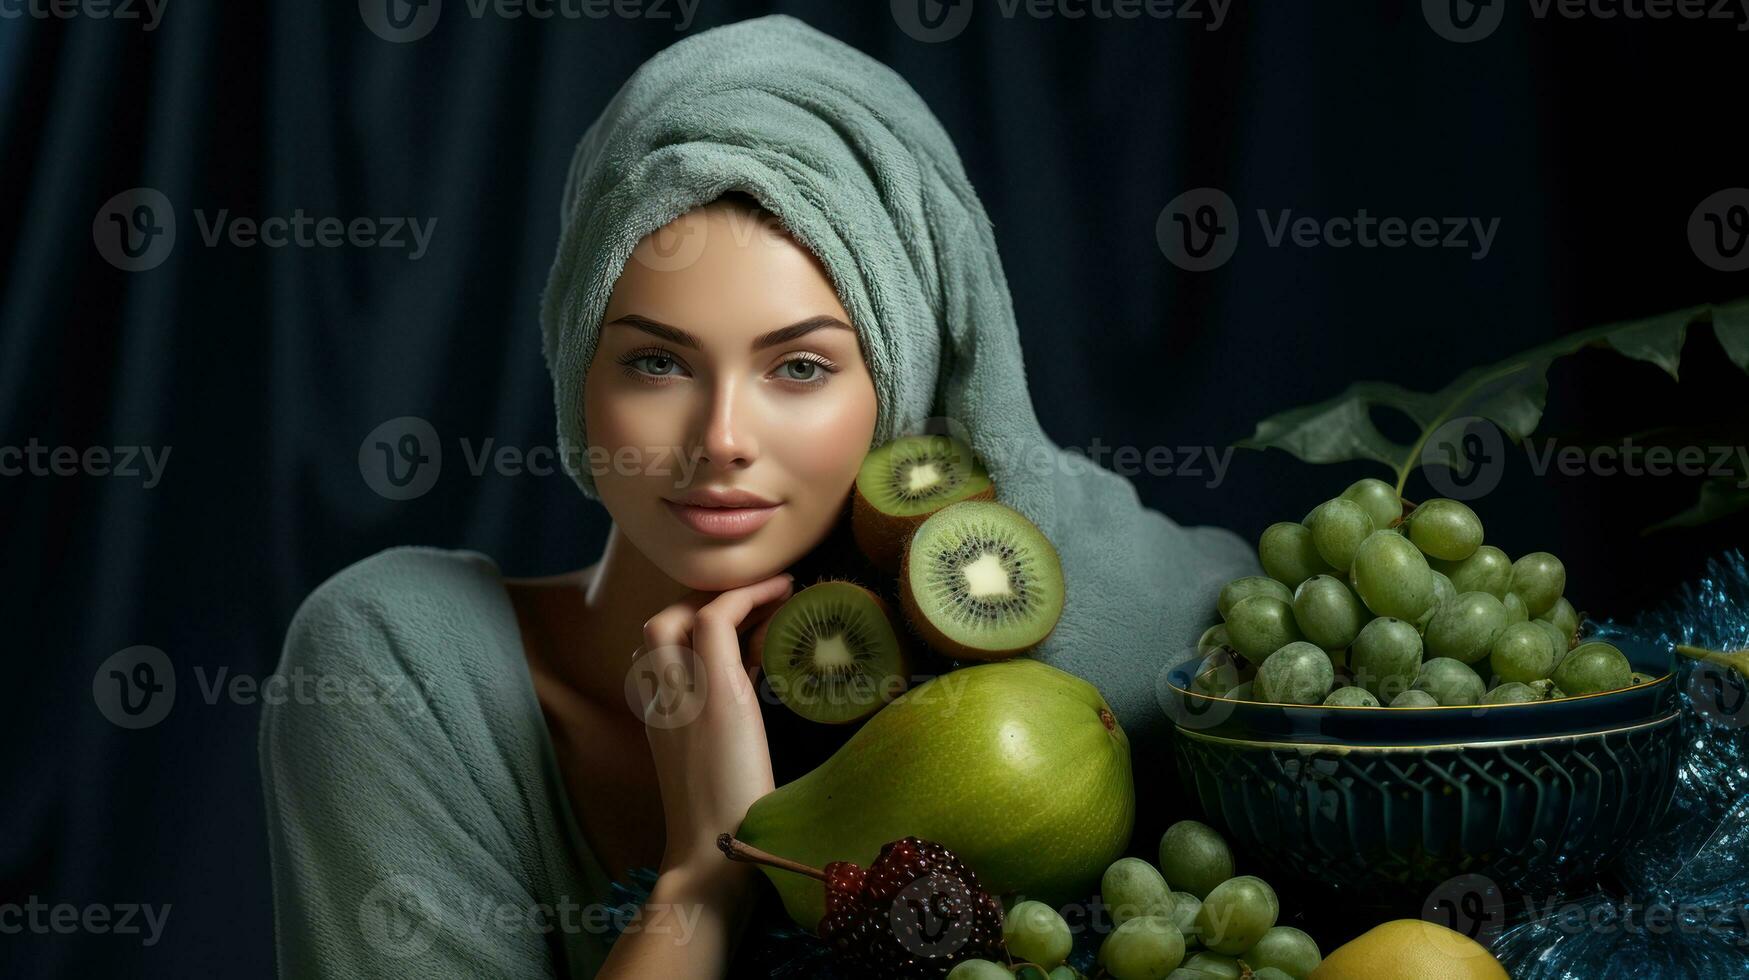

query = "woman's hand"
630;570;795;878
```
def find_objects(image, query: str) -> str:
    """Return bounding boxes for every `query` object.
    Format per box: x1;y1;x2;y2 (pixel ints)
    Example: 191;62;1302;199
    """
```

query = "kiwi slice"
851;434;995;573
899;500;1065;661
760;580;913;724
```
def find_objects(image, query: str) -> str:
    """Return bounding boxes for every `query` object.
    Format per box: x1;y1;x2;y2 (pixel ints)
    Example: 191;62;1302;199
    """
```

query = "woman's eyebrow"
605;314;852;351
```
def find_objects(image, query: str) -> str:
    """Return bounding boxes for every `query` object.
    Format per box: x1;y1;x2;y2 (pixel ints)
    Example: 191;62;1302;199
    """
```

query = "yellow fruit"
1309;919;1507;980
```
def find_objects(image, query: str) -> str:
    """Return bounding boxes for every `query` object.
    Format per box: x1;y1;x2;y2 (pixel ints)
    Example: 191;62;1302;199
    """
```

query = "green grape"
1340;477;1404;530
1482;681;1540;704
1412;657;1486;706
1218;576;1293;620
1307;497;1375;573
1223;681;1255;702
1102;858;1174;927
1490;621;1558;684
1430;570;1458;606
1004;900;1073;969
1350;530;1435;620
1423;591;1508;665
1406;498;1484;561
1323;685;1380;707
1158;820;1234;899
1551;641;1632;696
1259;522;1335;589
1390;689;1439;707
1181;951;1241;979
1527;678;1560;700
1502;591;1529;624
1509;552;1567;617
1168;891;1202;949
1436;545;1512;599
946;960;1012;980
1046;969;1077;980
1250;970;1297;980
1098;916;1186;980
1197;624;1231;657
1348;617;1423;701
1291;575;1367;650
1255;642;1334;705
1539;596;1580;638
1241;924;1322;977
1533;617;1572;656
1225;595;1303;660
1194;876;1277;955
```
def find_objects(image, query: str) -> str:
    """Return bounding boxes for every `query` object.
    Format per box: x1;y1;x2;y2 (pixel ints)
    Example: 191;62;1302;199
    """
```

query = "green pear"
737;658;1134;929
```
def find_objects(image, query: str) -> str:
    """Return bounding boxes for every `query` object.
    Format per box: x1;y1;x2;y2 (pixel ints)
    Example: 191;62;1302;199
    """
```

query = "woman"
259;14;1255;979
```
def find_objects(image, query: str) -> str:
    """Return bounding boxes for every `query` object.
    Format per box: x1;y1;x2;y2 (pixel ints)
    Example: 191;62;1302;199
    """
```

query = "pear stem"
1676;644;1749;678
716;833;827;882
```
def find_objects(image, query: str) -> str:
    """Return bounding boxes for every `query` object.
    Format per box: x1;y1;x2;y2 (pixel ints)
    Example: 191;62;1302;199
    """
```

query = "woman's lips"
662;499;781;539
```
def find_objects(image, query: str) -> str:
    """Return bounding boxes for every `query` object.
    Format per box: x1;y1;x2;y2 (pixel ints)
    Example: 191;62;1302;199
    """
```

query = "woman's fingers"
692;574;793;679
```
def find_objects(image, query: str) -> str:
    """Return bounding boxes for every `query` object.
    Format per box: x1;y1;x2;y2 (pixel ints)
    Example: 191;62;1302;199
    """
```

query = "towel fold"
538;13;1258;746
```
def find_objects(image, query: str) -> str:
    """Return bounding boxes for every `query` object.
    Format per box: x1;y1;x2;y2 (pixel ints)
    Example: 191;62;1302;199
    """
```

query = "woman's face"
585;200;878;592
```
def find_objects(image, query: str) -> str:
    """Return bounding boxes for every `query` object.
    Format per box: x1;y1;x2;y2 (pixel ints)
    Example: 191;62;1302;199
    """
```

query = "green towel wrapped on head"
539;12;1258;740
262;13;1259;979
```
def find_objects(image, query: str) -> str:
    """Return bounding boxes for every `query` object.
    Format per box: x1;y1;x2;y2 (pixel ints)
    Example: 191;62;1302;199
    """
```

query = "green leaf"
1234;299;1748;498
1644;478;1749;534
1711;297;1749;372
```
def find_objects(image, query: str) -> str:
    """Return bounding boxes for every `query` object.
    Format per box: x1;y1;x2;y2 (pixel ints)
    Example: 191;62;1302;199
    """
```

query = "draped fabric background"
4;2;1746;975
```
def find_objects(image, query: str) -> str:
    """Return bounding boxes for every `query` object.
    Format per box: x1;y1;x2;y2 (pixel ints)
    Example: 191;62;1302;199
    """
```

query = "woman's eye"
636;354;679;376
781;359;820;382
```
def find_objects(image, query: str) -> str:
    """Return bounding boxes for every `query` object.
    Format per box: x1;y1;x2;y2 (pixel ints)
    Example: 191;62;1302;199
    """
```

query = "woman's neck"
559;523;697;710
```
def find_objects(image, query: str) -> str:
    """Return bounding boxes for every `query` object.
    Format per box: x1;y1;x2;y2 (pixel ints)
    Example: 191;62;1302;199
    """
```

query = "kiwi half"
760;580;913;724
899;500;1065;661
851;434;995;573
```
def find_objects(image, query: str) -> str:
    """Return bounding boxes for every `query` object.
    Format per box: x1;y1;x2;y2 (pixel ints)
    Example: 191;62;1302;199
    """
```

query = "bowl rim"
1174;708;1679;752
1172;667;1675;712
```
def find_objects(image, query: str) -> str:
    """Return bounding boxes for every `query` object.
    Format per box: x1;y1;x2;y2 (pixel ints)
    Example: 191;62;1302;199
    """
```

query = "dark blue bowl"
1160;633;1683;899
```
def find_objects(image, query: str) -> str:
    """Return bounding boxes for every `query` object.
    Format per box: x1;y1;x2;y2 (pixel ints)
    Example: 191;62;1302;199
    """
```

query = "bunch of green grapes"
1195;478;1648;708
950;821;1322;979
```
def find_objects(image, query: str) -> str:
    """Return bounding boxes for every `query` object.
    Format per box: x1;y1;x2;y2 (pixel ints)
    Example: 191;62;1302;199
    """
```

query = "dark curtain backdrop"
5;1;1747;975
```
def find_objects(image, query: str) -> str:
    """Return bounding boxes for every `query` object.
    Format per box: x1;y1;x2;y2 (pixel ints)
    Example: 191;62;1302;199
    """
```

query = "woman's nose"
695;374;756;471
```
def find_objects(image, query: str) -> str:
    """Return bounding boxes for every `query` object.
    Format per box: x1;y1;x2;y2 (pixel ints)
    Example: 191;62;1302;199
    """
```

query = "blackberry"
718;833;1007;979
